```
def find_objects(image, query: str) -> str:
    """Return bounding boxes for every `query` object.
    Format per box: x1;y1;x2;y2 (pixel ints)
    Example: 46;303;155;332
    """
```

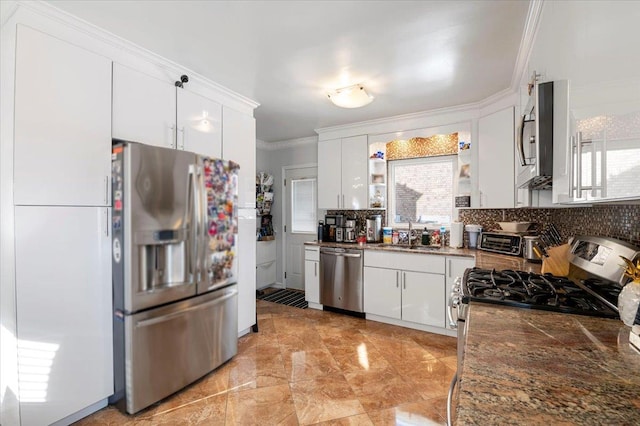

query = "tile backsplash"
458;204;640;247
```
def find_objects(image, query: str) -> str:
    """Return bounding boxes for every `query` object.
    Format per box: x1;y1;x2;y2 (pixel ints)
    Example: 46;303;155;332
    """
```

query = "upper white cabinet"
477;107;515;208
553;80;640;203
14;26;112;207
15;206;113;425
113;64;223;157
112;63;176;149
318;135;368;209
222;106;257;209
177;89;222;158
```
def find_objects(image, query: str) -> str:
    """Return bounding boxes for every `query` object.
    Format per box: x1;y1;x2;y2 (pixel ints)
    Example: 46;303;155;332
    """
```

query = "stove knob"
451;294;461;307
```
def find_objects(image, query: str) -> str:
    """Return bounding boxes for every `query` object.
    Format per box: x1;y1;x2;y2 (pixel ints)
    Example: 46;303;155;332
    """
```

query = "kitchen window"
291;177;317;233
388;155;455;228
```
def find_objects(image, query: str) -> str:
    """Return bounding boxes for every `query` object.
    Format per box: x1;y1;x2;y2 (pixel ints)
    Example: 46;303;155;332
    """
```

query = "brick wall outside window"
390;157;454;226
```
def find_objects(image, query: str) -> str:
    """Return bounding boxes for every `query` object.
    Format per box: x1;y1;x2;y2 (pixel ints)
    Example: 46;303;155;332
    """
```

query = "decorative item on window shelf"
618;256;640;327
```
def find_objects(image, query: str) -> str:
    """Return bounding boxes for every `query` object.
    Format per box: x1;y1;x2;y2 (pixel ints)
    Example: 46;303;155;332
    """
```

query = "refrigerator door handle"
197;165;209;285
188;164;199;283
134;289;238;328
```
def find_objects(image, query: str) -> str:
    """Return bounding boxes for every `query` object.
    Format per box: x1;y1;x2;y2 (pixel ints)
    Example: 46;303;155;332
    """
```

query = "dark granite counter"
304;241;542;273
457;304;640;425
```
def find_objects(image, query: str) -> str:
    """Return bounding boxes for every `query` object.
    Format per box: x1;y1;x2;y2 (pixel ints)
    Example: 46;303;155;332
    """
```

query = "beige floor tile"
311;413;374;426
227;346;288;392
344;367;424;412
283;348;343;382
366;398;446;426
290;374;365;425
225;384;297;425
397;359;455;400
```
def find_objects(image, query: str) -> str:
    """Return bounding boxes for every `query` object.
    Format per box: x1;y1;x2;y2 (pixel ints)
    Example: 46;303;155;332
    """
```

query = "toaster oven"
478;232;522;256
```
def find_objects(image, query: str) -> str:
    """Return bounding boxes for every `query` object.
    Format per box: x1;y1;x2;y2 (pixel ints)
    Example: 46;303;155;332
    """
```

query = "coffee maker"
323;214;344;242
343;218;357;243
366;215;382;243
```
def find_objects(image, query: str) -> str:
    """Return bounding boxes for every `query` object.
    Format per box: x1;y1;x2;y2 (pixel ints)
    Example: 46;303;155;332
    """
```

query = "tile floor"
76;299;457;425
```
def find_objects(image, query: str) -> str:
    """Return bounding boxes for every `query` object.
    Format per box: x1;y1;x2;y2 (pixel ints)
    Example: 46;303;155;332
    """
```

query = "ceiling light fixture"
327;84;374;108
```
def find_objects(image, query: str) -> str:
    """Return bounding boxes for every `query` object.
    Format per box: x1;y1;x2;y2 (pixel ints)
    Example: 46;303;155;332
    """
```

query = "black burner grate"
462;268;620;319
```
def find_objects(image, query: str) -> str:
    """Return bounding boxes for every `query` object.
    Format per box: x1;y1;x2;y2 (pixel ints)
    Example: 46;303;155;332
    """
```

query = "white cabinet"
15;206;112;425
257;240;276;289
318;135;368;209
553;80;640;203
304;246;320;307
364;251;446;328
222;106;257;209
177;89;222;157
112;63;176;149
237;213;257;335
318;138;343;208
477;107;515;208
113;64;223;157
14;25;112;207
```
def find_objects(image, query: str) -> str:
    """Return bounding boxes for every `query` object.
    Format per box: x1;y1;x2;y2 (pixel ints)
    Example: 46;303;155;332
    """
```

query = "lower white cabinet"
304;246;320;306
364;267;445;328
364;251;446;328
257;240;276;289
14;206;112;425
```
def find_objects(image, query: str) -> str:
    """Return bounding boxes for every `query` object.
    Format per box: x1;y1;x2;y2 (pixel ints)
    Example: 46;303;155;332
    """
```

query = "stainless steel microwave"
516;80;554;190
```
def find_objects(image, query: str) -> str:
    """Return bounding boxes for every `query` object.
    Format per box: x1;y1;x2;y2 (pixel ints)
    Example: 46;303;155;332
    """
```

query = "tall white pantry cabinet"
1;3;258;425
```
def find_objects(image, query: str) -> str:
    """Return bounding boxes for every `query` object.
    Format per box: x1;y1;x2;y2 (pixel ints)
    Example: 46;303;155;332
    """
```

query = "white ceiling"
46;0;530;142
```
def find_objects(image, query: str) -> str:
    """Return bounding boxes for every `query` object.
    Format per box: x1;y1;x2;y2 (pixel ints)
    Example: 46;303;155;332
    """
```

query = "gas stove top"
462;268;621;319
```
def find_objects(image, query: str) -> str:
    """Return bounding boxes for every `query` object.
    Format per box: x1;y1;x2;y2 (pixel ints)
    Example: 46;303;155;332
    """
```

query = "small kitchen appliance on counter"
366;214;382;243
324;214;343;242
343;218;357;243
478;231;524;256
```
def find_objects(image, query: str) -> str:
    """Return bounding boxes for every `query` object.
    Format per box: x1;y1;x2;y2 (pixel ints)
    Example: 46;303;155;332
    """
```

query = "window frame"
387;154;457;229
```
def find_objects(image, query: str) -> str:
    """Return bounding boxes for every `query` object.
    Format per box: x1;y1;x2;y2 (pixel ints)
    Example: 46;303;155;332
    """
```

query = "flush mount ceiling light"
327;84;374;108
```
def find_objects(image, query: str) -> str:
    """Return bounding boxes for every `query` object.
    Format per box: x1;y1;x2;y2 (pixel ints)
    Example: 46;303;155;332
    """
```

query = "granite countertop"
457;304;640;425
304;241;542;273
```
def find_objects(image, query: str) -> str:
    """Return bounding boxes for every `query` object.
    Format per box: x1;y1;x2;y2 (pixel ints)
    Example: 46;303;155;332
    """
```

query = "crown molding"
1;1;20;27
511;0;545;90
14;0;259;110
258;136;318;151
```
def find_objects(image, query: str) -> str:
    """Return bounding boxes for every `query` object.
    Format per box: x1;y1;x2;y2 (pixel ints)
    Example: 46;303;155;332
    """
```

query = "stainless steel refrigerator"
110;141;239;414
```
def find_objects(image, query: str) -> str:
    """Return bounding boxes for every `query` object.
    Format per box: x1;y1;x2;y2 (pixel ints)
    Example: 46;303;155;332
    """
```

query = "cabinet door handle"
178;126;185;150
337;194;340;208
314;262;317;277
576;132;583;196
104;176;109;205
103;208;109;237
448;259;452;278
403;272;406;290
569;135;575;196
396;271;399;288
342;194;345;208
169;124;176;148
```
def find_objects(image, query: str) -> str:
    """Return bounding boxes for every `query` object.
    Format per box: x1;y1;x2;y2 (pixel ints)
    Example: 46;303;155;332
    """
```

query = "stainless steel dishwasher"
320;247;363;312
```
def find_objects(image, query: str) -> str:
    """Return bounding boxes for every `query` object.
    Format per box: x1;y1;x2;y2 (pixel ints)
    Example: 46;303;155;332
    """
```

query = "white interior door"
284;166;317;291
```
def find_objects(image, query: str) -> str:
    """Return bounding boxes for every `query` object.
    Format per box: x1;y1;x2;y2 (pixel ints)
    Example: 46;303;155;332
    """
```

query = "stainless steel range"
445;235;640;425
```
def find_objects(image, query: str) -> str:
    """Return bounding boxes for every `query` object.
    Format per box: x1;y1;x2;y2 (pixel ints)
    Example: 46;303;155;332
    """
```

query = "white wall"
257;139;318;286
